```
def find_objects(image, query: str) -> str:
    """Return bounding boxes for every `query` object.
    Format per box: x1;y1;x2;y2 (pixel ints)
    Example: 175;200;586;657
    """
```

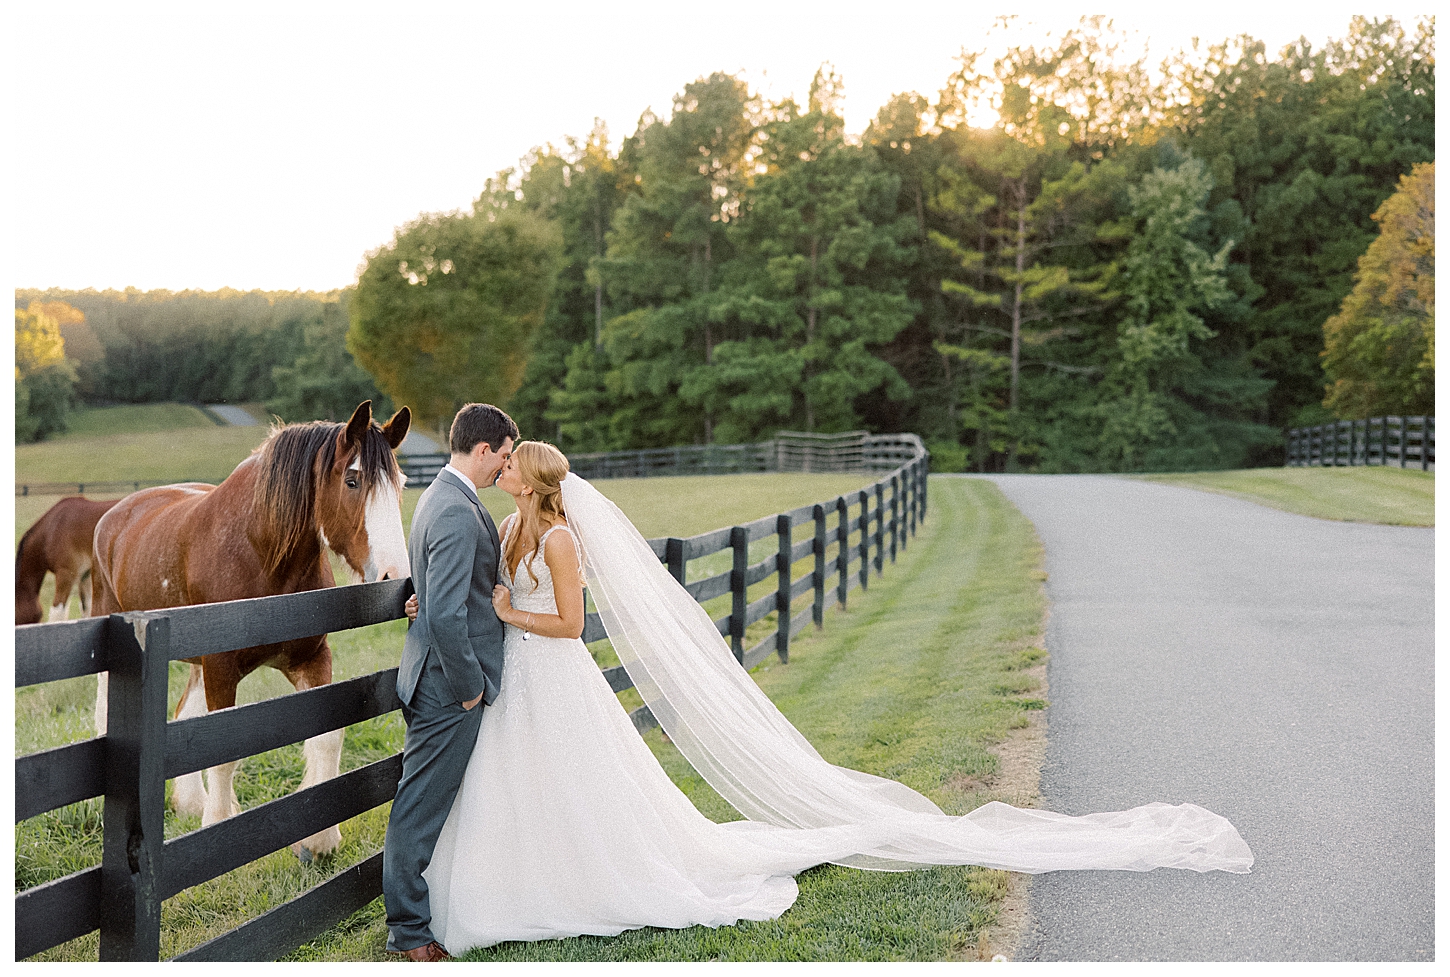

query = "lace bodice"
500;515;580;615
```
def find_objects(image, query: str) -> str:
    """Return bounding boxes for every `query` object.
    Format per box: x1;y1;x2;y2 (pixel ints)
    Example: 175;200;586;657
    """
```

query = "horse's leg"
48;566;77;622
170;664;210;819
199;656;243;826
90;569;121;736
94;672;108;735
79;568;93;617
288;643;343;861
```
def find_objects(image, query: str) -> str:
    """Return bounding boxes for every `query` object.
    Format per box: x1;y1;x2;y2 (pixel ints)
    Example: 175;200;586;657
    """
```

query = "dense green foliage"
1320;162;1435;417
11;288;390;423
348;201;563;436
14;302;80;442
491;15;1432;470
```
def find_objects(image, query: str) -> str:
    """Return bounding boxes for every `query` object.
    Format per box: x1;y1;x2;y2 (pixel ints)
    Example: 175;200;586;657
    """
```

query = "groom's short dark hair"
450;403;519;455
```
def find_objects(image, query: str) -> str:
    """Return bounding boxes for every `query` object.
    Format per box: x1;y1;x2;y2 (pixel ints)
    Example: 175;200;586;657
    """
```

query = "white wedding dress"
424;519;891;951
423;478;1253;954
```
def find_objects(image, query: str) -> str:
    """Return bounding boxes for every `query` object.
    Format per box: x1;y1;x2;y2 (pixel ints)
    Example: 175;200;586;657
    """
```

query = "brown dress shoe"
393;940;451;962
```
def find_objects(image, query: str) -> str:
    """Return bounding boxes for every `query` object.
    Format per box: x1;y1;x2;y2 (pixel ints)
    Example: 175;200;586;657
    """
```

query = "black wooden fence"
14;436;929;961
399;431;925;486
1285;416;1434;469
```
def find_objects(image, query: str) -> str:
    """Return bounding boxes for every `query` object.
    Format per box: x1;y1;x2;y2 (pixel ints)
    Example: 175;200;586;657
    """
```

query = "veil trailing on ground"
560;472;1253;875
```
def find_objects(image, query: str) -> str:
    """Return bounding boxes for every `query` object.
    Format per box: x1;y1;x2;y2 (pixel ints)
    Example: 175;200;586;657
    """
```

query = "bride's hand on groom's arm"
492;584;514;620
404;594;419;624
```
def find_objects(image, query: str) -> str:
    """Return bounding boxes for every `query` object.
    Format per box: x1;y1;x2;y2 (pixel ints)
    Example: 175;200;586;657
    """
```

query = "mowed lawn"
17;475;1047;961
1136;465;1434;526
16;403;269;487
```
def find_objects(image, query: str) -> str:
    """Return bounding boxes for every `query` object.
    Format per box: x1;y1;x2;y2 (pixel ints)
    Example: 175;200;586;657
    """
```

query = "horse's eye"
346;477;360;490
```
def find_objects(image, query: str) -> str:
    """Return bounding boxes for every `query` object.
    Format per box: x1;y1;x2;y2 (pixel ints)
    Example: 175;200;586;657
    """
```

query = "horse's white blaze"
171;679;210;817
362;472;408;582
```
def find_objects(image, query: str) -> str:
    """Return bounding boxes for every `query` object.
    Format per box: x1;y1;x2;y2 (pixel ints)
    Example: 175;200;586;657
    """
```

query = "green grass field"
1136;465;1434;526
17;476;1046;962
50;403;220;440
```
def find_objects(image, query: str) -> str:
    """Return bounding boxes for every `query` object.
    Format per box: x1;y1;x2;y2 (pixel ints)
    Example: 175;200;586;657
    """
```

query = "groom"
383;403;518;961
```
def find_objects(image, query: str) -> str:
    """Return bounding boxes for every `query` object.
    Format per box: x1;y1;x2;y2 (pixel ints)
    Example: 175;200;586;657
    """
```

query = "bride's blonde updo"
505;441;582;586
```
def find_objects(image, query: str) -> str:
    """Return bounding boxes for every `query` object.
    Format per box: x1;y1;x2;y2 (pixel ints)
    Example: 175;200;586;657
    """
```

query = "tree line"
12;287;391;440
349;15;1434;470
15;16;1433;468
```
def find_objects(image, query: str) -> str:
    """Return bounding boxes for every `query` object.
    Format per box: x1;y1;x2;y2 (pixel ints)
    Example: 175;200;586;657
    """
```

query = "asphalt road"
977;474;1434;962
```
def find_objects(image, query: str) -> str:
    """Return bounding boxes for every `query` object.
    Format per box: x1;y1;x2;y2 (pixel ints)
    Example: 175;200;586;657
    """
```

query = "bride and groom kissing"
382;403;1255;961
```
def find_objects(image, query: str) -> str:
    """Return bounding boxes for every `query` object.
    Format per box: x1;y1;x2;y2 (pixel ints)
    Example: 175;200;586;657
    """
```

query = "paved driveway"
977;475;1433;961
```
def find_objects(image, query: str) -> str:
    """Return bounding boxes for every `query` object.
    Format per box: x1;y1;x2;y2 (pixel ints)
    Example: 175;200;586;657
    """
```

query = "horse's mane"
249;419;401;577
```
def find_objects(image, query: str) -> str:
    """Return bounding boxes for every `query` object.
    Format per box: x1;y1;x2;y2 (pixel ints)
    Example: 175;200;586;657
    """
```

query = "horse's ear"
344;401;372;446
381;406;411;450
334;401;372;468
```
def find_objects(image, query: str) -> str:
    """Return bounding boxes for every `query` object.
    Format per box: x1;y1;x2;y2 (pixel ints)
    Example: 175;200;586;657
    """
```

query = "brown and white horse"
91;401;410;860
15;496;121;625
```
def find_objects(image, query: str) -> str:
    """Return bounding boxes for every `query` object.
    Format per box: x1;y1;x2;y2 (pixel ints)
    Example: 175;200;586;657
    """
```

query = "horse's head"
314;401;412;583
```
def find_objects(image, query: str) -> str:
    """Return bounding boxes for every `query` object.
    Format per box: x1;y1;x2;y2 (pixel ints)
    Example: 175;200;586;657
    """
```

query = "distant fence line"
1285;416;1434;470
14;436;929;961
399;431;922;486
16;431;920;498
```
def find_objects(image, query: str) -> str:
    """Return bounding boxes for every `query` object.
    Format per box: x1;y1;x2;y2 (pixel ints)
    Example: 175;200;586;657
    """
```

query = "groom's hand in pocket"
462;691;483;711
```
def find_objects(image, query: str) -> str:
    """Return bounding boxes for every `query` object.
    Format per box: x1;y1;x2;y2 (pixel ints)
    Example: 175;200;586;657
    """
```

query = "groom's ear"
381;406;411;450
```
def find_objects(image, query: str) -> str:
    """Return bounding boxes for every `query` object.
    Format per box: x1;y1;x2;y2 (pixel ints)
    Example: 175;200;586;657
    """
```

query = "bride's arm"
490;531;585;639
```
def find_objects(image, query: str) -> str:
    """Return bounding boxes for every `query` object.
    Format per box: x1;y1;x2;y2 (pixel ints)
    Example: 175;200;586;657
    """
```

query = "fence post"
812;504;826;629
665;538;686;586
874;483;885;577
776;514;792;663
835;496;849;609
881;472;893;559
1426;417;1434;471
1397;416;1407;467
729;527;747;664
858;490;870;592
907;465;917;537
99;613;170;961
919;458;928;522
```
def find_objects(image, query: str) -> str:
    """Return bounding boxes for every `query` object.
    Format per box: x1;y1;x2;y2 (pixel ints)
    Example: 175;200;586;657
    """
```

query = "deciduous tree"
349;208;561;437
1321;162;1434;417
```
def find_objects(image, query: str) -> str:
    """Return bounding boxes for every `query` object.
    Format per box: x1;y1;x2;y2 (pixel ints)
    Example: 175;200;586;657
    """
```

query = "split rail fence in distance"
14;433;928;961
1285;416;1434;469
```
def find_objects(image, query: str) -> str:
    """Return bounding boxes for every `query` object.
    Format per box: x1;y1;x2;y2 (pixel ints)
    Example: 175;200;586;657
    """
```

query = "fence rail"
14;434;929;961
1285;416;1434;469
400;431;924;487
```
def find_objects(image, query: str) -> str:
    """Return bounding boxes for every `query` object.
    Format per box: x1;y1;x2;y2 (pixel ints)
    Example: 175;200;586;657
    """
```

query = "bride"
406;441;1252;953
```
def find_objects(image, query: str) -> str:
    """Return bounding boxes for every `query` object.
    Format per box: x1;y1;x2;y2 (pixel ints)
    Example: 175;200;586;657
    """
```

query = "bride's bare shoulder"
542;522;578;557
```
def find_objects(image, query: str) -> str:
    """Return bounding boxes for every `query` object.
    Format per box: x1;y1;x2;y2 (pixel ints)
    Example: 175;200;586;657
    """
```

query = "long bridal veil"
560;472;1252;875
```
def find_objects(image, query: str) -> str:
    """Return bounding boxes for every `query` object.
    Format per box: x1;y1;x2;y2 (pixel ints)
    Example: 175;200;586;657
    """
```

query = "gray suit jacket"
397;468;505;708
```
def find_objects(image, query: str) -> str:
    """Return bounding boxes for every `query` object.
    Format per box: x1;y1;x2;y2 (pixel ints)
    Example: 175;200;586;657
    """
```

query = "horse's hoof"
293;825;342;863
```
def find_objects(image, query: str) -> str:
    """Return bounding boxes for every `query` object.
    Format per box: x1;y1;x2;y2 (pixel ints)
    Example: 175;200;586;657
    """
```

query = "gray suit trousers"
383;650;484;953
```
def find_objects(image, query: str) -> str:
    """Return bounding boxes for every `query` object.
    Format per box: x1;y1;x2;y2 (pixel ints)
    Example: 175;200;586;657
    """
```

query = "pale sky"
8;2;1431;293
